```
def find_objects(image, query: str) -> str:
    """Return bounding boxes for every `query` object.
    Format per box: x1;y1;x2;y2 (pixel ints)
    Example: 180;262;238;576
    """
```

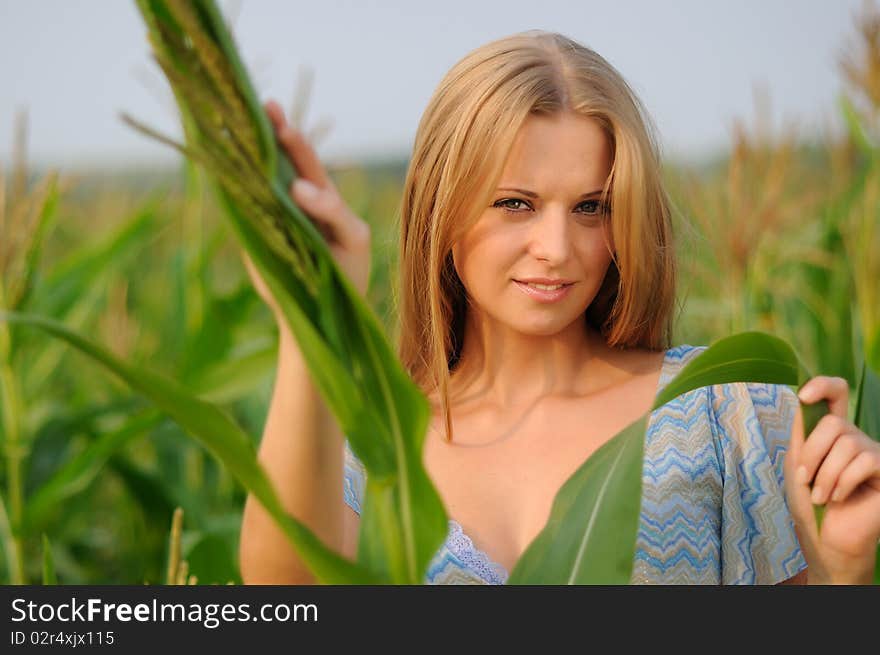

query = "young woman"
238;31;880;585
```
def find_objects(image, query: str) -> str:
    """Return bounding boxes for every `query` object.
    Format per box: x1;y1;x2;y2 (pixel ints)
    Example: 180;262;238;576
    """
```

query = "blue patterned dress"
342;344;808;584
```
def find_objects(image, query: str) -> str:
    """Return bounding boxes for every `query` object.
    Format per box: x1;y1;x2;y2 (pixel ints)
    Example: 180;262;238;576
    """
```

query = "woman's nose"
527;207;572;263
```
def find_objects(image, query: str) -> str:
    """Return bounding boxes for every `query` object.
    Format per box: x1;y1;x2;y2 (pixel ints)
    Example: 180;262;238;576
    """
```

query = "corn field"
0;4;878;584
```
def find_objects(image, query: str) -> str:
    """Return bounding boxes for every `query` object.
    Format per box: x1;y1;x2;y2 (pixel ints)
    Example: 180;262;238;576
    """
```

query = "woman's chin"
509;315;583;337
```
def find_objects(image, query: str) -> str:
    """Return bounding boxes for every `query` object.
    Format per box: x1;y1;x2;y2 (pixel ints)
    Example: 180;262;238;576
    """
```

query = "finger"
264;99;286;131
829;450;880;503
785;407;816;526
797;375;849;418
796;413;852;484
810;432;862;505
783;407;822;554
264;98;334;191
290;179;366;248
265;99;332;188
277;125;333;190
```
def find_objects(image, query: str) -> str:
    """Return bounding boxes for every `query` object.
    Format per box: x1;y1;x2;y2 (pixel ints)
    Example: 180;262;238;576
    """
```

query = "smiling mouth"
512;279;575;303
514;281;575;291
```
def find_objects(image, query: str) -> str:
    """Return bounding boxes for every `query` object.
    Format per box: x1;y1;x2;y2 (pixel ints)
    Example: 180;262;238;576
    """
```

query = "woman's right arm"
238;100;371;584
239;325;351;584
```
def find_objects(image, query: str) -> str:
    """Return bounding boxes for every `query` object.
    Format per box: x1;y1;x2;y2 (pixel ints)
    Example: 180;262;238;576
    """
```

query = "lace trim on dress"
446;519;510;585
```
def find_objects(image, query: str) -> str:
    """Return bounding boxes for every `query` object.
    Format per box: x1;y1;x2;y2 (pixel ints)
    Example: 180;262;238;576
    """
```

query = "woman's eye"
494;198;530;212
578;200;607;215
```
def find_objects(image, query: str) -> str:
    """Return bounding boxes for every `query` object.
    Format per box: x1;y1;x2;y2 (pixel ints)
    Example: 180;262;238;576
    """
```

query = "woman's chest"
421;385;726;583
422;384;666;576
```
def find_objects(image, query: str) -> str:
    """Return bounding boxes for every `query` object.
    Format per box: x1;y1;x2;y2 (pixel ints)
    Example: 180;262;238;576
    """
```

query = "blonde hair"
393;30;677;443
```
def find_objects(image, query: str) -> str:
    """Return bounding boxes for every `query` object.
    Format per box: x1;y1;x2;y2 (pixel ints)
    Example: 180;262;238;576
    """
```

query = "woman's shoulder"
653;343;707;398
646;343;806;582
661;342;798;474
662;342;708;369
661;342;797;406
656;342;798;452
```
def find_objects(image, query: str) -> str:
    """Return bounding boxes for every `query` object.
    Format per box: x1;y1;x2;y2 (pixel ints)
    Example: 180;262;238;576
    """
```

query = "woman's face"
452;111;615;337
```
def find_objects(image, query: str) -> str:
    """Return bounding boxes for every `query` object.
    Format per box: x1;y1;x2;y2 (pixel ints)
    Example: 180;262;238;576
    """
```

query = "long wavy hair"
393;30;677;443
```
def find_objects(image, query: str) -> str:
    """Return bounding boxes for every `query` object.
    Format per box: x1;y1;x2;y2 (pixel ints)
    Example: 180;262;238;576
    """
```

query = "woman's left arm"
783;376;880;585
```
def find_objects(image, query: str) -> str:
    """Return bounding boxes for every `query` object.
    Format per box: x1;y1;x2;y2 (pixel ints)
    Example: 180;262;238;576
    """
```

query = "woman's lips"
513;280;574;303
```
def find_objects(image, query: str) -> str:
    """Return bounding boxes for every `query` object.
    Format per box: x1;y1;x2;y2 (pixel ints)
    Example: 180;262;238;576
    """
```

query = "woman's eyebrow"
496;187;605;199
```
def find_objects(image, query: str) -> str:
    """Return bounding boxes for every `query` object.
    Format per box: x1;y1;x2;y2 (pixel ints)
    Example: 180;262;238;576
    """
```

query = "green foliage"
0;0;876;586
127;0;454;584
0;311;379;584
855;360;880;442
41;534;56;585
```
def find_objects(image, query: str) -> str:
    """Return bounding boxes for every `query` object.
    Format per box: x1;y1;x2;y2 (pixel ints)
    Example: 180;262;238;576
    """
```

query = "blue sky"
0;0;866;169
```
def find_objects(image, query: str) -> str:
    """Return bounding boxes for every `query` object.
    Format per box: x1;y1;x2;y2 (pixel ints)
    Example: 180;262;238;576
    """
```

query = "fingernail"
796;466;808;485
811;485;823;505
292;178;317;199
831;489;841;502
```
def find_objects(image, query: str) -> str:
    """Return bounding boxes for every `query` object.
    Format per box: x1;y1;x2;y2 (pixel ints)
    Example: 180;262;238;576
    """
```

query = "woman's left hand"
784;375;880;584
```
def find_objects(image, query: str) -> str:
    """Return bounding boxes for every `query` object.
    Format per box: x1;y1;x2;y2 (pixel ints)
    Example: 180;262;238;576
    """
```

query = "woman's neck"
447;312;615;413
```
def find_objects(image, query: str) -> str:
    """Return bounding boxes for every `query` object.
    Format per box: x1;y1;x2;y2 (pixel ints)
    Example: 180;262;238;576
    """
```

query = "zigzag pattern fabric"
343;344;807;584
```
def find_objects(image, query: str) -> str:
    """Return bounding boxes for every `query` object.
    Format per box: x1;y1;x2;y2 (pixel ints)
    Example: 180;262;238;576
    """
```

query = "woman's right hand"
242;98;372;319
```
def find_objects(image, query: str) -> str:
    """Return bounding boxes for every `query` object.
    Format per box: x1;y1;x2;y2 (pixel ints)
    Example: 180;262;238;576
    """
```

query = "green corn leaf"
105;455;181;525
839;93;875;159
190;342;276;403
20;204;157;393
35;201;157;318
655;333;798;407
216;183;448;584
23;409;164;533
0;310;381;584
855;359;880;442
178;283;253;384
184;531;241;585
24;283;105;398
41;534;57;585
659;332;827;533
509;415;645;584
853;359;880;585
12;173;60;312
654;331;827;436
0;490;16;583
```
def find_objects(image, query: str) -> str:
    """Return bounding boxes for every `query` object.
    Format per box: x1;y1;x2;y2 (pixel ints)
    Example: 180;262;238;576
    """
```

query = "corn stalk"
122;0;446;584
0;111;61;583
